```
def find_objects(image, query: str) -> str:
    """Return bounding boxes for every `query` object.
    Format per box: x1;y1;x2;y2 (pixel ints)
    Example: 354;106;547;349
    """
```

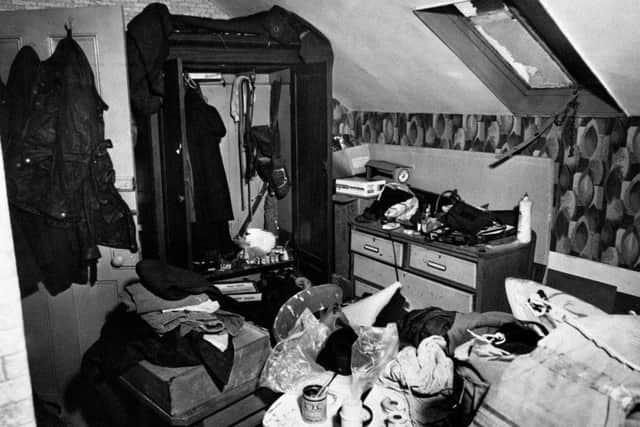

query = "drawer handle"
363;244;380;254
426;260;446;271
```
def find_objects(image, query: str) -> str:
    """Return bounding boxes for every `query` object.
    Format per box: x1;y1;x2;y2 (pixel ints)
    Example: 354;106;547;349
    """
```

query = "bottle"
419;204;431;234
517;194;532;243
340;398;363;427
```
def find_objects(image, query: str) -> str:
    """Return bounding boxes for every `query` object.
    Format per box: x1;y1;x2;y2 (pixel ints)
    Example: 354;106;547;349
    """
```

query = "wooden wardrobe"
135;31;334;284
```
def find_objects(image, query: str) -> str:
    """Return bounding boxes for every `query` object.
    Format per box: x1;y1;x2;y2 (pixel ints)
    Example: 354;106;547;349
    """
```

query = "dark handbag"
440;191;498;236
247;79;290;200
250;125;290;199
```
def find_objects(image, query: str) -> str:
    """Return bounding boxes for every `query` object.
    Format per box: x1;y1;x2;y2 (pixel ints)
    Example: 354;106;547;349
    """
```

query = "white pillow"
342;281;403;326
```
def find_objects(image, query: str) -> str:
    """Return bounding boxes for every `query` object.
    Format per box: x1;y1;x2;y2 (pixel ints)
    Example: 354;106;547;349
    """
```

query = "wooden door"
292;63;333;283
0;6;138;411
158;58;192;268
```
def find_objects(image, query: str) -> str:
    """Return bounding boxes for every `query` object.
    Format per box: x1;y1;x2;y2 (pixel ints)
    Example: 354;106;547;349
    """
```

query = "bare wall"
0;0;229;22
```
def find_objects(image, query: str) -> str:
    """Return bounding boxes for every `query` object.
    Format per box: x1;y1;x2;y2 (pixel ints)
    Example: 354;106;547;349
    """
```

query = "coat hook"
64;17;73;36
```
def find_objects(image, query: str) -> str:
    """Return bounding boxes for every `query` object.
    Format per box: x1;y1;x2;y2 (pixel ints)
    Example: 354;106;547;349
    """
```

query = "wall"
0;151;35;425
0;0;229;22
332;105;640;290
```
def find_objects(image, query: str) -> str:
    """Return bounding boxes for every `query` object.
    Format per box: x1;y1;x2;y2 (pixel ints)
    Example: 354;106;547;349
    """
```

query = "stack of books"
212;281;262;302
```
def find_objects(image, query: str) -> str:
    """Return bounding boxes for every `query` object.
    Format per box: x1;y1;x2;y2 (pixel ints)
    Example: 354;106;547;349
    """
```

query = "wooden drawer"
353;253;399;287
351;229;404;266
399;271;474;312
408;244;477;288
354;280;383;297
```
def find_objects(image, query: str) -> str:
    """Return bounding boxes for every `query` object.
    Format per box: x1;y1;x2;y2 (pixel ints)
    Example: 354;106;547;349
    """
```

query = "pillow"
504;277;604;324
342;281;403;326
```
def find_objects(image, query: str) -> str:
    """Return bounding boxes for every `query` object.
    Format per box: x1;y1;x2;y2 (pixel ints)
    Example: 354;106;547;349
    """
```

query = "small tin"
300;384;328;423
386;411;409;426
381;397;405;414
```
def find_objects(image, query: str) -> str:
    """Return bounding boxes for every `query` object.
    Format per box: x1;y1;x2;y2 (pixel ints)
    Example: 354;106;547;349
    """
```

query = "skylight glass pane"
456;2;573;88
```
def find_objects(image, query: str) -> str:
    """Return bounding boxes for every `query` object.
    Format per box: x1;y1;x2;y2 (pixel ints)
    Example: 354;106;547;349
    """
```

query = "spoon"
316;372;338;398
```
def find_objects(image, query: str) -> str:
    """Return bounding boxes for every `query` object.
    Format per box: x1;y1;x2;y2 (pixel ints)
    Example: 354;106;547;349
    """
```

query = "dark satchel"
441;191;498;236
248;80;290;199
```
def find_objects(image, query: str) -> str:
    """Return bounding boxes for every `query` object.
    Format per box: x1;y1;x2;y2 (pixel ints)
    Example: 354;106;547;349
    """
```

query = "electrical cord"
387;229;400;282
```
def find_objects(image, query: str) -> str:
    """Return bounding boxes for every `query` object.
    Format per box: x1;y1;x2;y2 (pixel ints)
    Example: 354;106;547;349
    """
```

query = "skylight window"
455;1;573;89
414;0;620;115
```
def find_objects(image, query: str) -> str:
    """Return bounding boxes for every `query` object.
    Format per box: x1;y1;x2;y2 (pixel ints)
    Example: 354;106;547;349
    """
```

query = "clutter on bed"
458;277;640;427
472;313;640;427
262;272;640;427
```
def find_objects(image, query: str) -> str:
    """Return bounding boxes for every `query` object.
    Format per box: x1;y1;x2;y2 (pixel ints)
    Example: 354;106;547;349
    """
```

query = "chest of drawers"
349;223;534;312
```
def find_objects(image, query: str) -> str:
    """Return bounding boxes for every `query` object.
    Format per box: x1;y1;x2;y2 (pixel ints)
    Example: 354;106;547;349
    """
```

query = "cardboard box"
332;144;370;179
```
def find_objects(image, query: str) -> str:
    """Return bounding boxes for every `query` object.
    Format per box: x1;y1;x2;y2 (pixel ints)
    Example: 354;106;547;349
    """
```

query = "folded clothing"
134;258;262;325
136;259;220;300
141;309;245;336
123;282;209;314
81;305;235;390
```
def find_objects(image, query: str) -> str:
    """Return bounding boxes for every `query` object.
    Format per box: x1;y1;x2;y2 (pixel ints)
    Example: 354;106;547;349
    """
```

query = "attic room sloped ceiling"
210;0;510;114
539;0;640;116
213;0;640;116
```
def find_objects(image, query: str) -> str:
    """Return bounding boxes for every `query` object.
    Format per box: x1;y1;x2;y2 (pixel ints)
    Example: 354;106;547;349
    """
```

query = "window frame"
414;3;622;116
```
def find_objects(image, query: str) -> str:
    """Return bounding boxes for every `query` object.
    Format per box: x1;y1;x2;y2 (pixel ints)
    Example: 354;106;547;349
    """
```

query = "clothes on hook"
183;85;237;261
1;31;137;296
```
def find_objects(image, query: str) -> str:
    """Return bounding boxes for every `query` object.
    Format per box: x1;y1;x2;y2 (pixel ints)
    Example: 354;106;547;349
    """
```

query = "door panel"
0;37;21;80
293;63;332;283
160;58;191;268
0;6;137;411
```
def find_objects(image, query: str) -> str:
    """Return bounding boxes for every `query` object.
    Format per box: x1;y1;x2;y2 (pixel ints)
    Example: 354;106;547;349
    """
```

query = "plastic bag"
259;308;331;393
350;323;399;396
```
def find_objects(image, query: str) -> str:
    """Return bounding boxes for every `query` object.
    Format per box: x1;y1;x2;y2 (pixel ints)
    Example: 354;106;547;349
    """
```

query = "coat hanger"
183;73;198;90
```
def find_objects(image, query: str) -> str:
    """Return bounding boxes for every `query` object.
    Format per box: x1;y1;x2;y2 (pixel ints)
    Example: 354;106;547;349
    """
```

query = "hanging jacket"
126;2;173;115
3;45;40;154
2;30;137;295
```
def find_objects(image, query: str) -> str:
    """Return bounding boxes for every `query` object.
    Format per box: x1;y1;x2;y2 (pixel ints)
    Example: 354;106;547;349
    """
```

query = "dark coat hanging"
1;31;137;296
184;86;236;259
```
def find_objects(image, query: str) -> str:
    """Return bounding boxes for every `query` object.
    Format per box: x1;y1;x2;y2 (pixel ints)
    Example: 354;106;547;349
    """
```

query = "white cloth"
342;281;402;327
162;299;220;314
382;335;454;395
204;332;229;352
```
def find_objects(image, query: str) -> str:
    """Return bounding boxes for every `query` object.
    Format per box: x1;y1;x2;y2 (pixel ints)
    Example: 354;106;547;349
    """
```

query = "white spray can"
517;194;532;244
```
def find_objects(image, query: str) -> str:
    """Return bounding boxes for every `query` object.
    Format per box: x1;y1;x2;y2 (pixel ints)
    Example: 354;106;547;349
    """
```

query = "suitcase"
120;322;275;426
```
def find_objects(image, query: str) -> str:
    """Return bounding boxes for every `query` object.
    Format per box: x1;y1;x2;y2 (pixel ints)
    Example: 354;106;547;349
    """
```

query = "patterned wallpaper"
332;101;640;271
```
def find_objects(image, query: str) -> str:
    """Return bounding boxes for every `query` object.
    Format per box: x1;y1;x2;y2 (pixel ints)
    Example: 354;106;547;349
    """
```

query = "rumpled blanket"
471;315;640;427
